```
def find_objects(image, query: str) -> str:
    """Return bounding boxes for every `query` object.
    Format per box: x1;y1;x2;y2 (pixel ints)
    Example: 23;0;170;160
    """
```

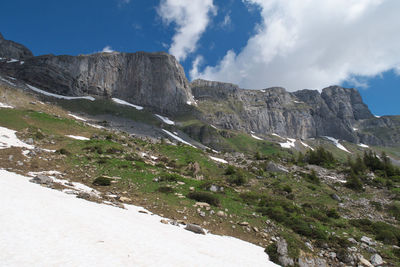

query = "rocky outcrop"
0;33;33;60
191;79;398;145
0;35;194;114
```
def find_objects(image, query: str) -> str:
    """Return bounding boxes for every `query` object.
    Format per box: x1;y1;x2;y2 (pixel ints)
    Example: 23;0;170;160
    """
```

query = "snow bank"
66;135;90;141
155;114;175;125
0;126;34;150
162;129;195;148
0;170;276;267
358;143;369;148
112;98;143;110
251;134;263;141
26;84;95;101
324;136;351;153
300;141;314;151
6;58;19;63
69;114;86;121
271;133;284;139
209;156;228;164
0;76;16;86
279;138;296;149
0;102;13;109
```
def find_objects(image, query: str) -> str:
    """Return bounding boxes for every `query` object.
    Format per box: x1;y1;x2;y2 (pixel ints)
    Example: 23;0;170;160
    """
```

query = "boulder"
370;254;383;266
185;224;206;235
266;162;289;173
29;174;53;185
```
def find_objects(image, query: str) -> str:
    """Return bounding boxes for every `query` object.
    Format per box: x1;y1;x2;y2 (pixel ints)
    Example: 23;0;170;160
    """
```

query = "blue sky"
1;0;399;115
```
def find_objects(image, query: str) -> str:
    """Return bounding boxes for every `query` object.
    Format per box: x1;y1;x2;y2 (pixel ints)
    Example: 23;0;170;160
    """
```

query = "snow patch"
374;115;381;118
324;136;351;153
300;141;314;151
155;114;175;125
209;156;228;164
279;138;296;149
251;134;263;141
0;102;13;109
210;125;218;130
112;98;143;110
162;129;195;148
352;127;358;131
66;135;90;141
271;133;284;139
87;123;104;129
68;114;87;121
26;84;95;101
0;126;34;150
0;169;276;266
0;76;16;86
6;58;18;63
358;143;369;148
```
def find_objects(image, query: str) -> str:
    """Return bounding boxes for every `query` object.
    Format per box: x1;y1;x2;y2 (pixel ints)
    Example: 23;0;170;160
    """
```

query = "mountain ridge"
0;33;399;147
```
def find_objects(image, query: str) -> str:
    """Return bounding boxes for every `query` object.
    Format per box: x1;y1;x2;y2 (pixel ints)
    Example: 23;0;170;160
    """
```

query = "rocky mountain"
191;79;400;146
0;33;399;147
0;33;33;60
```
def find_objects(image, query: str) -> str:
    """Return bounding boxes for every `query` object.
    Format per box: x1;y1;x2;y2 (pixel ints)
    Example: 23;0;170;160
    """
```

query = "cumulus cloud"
192;0;400;91
157;0;217;61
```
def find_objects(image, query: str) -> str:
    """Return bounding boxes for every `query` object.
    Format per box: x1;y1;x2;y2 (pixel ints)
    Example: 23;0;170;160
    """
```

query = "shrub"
264;244;279;264
282;185;292;194
306;170;320;185
159;173;182;182
93;176;111;186
158;186;175;194
57;148;70;155
326;208;340;219
388;202;400;221
228;170;248;186
345;171;363;191
225;165;236;175
187;192;220;206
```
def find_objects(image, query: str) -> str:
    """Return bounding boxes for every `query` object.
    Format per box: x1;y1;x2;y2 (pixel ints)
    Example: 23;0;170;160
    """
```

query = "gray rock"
277;239;288;256
30;174;53;185
0;33;33;60
298;255;328;267
185;223;206;235
279;255;295;266
0;50;193;115
209;184;224;192
330;193;341;202
360;236;376;246
370;254;383;266
266;161;289;173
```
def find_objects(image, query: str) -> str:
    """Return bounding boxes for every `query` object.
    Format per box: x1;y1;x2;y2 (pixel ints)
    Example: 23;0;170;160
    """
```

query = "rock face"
1;34;399;146
191;79;399;146
0;33;33;60
0;34;193;114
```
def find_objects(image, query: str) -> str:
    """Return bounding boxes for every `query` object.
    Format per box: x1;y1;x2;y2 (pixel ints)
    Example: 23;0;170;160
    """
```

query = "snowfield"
26;84;95;101
68;113;87;121
251;134;263;141
279;138;296;149
112;98;144;110
0;170;277;267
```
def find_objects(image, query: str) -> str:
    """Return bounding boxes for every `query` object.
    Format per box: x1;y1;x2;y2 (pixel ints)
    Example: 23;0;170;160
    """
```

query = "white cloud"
101;46;114;53
189;55;204;79
192;0;400;91
157;0;217;61
220;13;232;28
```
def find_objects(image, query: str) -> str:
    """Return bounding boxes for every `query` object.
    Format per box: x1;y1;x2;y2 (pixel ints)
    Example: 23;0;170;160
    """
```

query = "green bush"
158;186;175;194
225;165;236;175
57;148;70;155
306;170;320;185
228;170;248;186
264;244;279;264
326;208;340;219
187;192;220;206
345;171;364;191
159;173;182;182
388;202;400;221
93;176;111;186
